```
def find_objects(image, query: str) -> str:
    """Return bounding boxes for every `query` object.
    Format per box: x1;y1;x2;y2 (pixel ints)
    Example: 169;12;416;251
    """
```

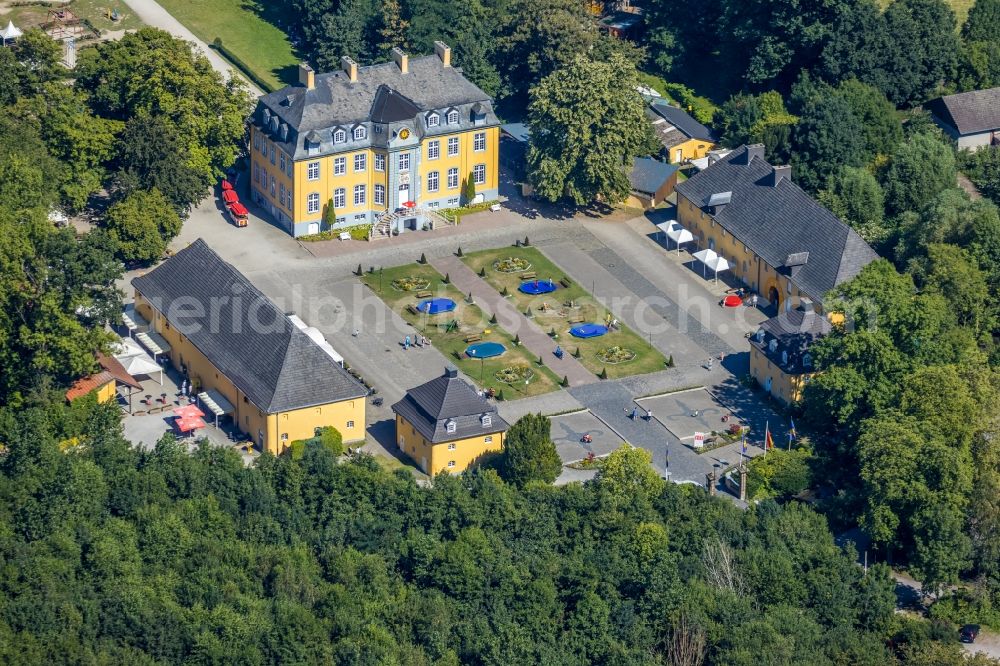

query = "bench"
520;272;537;281
568;316;584;325
415;290;432;298
464;333;482;343
489;203;501;212
407;304;421;316
559;278;572;288
338;231;351;241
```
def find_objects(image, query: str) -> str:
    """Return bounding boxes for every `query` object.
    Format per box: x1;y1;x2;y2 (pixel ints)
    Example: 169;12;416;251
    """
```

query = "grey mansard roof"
392;367;508;444
255;55;499;160
132;240;367;413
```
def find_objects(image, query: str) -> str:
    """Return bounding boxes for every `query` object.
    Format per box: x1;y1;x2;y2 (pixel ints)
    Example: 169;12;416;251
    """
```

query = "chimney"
298;63;315;90
444;366;458;378
768;165;791;186
737;143;765;165
341;56;357;83
391;47;408;74
434;41;451;67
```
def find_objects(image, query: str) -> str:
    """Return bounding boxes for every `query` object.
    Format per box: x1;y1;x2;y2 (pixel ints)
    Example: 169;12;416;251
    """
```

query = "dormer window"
427;112;440;128
445;419;456;434
755;329;765;343
333;128;346;144
279;123;288;141
353;125;367;140
481;414;491;427
781;350;788;366
768;339;778;353
446;109;459;124
803;353;813;368
269;116;279;132
262;108;271;124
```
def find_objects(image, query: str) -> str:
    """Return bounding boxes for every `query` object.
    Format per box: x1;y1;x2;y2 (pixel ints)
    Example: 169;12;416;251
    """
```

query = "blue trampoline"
466;341;506;358
419;298;457;314
570;323;609;338
519;279;558;295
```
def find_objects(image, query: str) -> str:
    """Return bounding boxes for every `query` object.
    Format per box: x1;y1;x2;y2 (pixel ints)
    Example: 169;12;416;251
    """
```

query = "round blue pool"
519;279;558;295
466;341;506;359
419;298;457;314
570;323;609;338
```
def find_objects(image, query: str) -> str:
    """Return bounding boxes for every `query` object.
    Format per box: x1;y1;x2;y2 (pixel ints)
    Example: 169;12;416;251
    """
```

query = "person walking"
630;407;638;420
750;293;759;308
404;335;411;350
646;408;653;422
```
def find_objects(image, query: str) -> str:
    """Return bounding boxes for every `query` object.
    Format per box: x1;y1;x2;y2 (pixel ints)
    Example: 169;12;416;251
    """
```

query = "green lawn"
153;0;298;90
461;247;668;380
4;0;144;34
361;264;563;398
876;0;973;25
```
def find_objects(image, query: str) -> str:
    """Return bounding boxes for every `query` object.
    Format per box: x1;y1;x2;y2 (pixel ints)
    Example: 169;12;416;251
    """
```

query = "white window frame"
307;161;320;180
428;140;440;160
485;435;493;443
445;420;456;434
447;168;459;189
427;113;440;128
398;152;410;172
473;132;486;152
334;157;346;176
307;192;320;214
353;184;366;206
354;153;366;172
279;153;286;172
473;163;486;185
448;460;456;468
333;187;346;209
353;126;366;141
446;110;459;124
333;128;346;144
374;184;385;206
374;153;385;172
427;170;439;193
448;442;456;450
481;414;491;427
346;420;354;429
447;136;459;156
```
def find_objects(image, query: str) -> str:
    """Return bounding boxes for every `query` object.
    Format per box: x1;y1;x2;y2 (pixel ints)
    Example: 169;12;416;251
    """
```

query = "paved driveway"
549;411;625;463
639;388;729;441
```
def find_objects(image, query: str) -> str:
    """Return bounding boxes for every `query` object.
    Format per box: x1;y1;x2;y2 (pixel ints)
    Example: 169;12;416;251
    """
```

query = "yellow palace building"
392;367;509;475
250;43;500;238
132;240;368;454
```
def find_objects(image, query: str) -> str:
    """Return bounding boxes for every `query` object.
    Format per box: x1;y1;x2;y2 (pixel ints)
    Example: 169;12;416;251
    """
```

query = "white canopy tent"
198;389;235;428
118;353;163;385
111;336;145;359
136;329;171;357
1;21;23;45
692;248;731;282
656;221;695;255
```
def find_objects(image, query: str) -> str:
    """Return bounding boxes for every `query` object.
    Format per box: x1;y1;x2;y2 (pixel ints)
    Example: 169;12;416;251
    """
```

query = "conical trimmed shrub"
419;253;427;264
599;367;608;380
561;375;569;387
456;246;464;257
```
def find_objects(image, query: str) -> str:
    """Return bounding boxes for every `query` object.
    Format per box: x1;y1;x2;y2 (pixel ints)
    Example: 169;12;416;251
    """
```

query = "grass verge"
361;263;562;398
153;0;298;90
460;246;668;379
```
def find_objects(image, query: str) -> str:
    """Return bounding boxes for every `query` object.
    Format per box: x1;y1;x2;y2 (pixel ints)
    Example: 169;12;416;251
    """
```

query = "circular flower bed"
391;276;431;292
493;256;531;273
597;346;636;364
494;365;534;383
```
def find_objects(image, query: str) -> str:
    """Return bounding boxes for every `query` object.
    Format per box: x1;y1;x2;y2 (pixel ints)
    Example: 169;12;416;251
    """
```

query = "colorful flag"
789;417;797;440
765;422;774;450
741;433;748;455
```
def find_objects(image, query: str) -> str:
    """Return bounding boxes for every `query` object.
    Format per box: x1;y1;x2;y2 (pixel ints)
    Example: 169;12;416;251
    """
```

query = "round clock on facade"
399;128;410;140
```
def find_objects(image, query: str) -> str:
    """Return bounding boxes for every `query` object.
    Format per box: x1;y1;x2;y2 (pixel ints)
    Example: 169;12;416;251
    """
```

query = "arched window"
446;419;456;434
307;192;320;213
446;109;459;124
481;414;491;427
803;353;813;368
353;126;367;140
333;128;346;143
781;350;788;366
374;184;385;206
768;339;778;353
427;113;440;127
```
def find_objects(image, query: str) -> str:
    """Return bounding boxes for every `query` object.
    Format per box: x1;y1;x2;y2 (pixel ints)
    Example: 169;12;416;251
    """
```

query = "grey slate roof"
392;367;509;444
750;300;831;374
256;55;499;160
927;87;1000;135
647;101;716;149
674;145;878;304
629;157;679;195
132;240;367;413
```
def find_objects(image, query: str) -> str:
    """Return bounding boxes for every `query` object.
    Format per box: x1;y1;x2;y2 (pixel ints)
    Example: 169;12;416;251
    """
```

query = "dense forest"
0;399;986;665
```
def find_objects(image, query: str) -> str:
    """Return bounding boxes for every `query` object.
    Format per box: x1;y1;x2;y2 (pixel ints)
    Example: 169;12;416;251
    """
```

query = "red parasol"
228;202;249;216
175;416;206;433
173;403;205;418
221;179;233;191
222;189;239;204
402;200;416;209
